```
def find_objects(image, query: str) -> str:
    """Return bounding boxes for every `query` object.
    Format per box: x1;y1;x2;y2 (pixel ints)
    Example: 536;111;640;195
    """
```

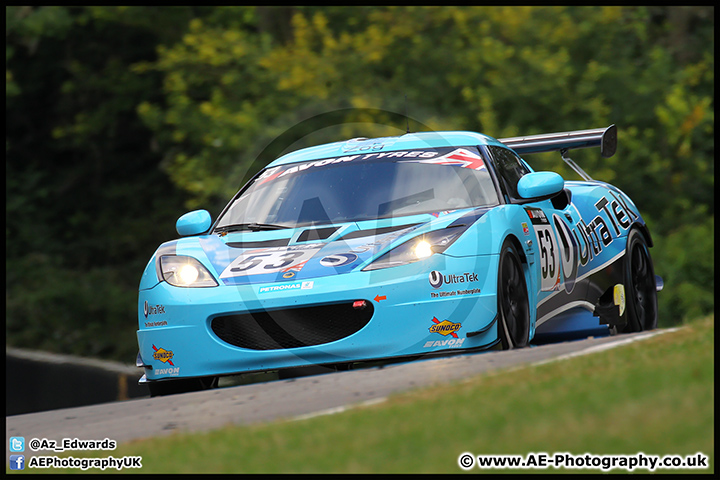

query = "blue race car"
136;125;662;396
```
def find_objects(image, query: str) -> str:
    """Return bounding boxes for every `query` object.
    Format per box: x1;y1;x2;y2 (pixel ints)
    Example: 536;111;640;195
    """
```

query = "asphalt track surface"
6;329;671;454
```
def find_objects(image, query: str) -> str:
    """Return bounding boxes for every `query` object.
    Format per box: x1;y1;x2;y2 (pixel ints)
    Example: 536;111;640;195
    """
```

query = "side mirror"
517;172;564;200
176;209;212;236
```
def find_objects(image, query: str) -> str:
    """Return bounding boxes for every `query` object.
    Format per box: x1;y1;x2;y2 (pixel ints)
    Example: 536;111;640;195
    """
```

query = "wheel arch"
503;233;528;265
496;234;532;349
632;221;654;248
499;232;539;340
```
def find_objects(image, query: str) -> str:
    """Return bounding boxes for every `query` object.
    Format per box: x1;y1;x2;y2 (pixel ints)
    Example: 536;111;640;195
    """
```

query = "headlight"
160;255;219;287
362;226;468;271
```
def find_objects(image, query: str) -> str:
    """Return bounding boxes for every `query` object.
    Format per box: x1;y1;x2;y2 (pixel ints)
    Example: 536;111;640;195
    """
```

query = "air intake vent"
226;238;290;249
339;223;420;240
211;301;374;350
296;226;339;242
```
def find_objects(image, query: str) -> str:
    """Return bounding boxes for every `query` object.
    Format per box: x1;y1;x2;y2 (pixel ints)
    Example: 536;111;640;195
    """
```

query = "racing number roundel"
553;214;579;294
537;225;560;291
526;208;560;292
220;244;322;278
526;207;580;293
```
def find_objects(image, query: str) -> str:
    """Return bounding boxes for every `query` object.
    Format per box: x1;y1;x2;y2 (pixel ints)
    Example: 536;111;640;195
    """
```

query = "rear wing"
499;125;617;158
498;125;617;181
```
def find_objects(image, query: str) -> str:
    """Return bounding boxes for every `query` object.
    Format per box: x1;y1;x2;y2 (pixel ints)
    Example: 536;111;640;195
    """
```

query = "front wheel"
497;240;530;349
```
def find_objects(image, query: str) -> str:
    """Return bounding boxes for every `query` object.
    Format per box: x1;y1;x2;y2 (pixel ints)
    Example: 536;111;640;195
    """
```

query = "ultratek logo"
429;271;479;289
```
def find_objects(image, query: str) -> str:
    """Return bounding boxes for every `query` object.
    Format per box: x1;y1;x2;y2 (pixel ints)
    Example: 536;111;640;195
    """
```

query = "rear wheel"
497;240;530;349
619;228;658;333
148;376;218;397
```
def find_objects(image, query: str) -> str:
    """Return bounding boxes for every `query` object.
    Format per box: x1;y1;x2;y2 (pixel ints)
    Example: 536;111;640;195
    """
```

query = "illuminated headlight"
160;255;219;287
414;240;434;259
363;226;468;271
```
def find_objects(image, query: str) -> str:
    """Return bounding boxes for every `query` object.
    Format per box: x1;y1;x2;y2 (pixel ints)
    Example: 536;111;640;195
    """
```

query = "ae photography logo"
457;451;709;472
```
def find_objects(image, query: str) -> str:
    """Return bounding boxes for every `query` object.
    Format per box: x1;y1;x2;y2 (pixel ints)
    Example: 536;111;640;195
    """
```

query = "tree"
6;7;204;360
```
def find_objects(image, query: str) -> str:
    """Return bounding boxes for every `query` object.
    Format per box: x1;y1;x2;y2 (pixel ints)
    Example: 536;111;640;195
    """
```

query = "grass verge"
50;316;717;473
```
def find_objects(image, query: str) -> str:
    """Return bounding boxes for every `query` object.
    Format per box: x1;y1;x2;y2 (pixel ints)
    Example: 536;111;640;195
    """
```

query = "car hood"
190;208;484;286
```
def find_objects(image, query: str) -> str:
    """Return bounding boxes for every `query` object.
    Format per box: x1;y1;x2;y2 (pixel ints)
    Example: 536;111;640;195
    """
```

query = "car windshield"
215;146;499;230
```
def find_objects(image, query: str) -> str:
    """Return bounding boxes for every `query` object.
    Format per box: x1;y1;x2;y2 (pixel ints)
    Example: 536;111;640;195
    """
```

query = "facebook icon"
9;455;25;470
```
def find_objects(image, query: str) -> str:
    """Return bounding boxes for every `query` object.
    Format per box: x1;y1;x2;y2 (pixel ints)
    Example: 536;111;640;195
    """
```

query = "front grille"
211;301;374;350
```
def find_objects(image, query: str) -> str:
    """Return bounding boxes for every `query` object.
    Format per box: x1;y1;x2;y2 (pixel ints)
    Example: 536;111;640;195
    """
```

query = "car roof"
268;131;508;167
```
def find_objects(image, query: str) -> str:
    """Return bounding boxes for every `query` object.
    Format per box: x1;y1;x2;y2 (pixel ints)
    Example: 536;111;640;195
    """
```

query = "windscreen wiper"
215;223;291;233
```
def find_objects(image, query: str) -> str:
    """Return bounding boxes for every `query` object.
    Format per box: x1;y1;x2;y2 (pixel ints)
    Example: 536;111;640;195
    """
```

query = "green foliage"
5;6;714;361
6;255;139;360
138;7;714;229
6;6;195;361
133;12;281;208
652;217;714;325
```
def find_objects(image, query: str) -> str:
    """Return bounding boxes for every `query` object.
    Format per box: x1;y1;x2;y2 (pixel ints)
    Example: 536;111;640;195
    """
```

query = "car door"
483;144;581;300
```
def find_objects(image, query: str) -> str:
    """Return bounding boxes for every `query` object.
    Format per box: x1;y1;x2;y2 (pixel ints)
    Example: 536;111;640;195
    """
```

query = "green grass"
50;316;718;473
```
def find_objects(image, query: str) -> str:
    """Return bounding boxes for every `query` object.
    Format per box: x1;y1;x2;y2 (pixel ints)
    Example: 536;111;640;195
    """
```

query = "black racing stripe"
536;251;626;323
448;207;491;228
339;223;421;240
296;226;339;242
226;238;291;249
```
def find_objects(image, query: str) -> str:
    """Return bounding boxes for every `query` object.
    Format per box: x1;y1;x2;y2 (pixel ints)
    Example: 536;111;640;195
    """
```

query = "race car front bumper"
136;252;505;382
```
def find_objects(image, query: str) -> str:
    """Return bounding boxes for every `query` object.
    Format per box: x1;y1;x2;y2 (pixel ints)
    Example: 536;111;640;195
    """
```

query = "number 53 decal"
220;244;323;278
525;207;580;293
535;224;561;291
525;207;562;292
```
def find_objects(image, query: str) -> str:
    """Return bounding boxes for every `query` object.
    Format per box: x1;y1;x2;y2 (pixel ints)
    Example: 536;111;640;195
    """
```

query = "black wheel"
497;240;530;349
148;376;218;397
619;228;658;333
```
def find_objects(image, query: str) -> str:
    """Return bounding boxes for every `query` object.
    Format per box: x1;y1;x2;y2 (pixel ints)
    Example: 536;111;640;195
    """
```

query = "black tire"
497;239;530;349
148;376;218;397
619;228;658;333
